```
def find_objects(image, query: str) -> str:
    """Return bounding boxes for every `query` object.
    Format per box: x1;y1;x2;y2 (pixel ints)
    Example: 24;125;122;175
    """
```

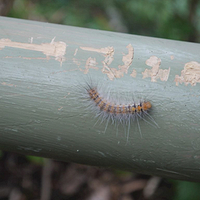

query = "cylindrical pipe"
0;16;200;181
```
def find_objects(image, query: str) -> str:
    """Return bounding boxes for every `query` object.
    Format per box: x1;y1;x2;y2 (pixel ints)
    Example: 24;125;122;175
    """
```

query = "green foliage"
173;181;200;200
26;155;44;165
7;0;200;42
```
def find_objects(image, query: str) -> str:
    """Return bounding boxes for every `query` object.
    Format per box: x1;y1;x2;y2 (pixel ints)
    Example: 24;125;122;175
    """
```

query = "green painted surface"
0;16;200;181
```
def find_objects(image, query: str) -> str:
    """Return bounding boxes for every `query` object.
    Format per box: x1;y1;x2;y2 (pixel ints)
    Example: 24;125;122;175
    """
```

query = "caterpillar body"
79;80;158;142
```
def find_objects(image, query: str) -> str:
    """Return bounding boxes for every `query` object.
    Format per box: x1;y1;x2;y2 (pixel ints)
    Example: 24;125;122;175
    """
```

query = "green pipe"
0;16;200;182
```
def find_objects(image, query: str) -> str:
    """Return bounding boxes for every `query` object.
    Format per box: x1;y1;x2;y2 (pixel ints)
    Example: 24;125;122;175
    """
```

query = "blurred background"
0;0;200;199
1;0;200;42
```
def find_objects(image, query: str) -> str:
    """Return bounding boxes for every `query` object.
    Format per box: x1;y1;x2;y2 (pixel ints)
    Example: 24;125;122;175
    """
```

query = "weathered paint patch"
142;56;170;82
130;69;137;78
80;46;115;79
0;38;67;65
80;46;114;55
29;37;33;43
73;58;81;67
118;44;134;74
80;46;114;67
80;57;98;74
175;61;200;86
1;82;17;87
74;48;78;56
58;106;63;111
3;56;49;60
103;44;134;80
102;44;134;80
80;45;134;80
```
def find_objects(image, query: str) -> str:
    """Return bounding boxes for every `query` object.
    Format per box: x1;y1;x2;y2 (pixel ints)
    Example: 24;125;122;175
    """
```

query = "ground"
0;152;174;200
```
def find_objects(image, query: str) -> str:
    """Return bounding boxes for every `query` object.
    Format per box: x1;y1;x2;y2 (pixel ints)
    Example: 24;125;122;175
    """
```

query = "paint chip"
0;38;67;65
102;44;134;80
118;44;134;73
175;61;200;86
80;57;98;74
74;48;78;56
58;106;63;111
142;56;170;82
80;45;134;80
80;46;114;55
80;46;115;78
130;69;137;78
1;82;17;87
73;58;81;66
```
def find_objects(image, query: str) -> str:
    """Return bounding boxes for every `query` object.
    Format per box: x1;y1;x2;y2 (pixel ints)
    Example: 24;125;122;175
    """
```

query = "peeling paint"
29;37;33;44
80;46;115;79
73;58;81;66
130;69;137;78
3;56;49;60
0;38;67;65
175;61;200;86
80;46;114;55
1;82;17;87
142;56;170;82
80;46;114;67
74;48;78;56
102;44;134;80
80;45;134;80
80;57;98;74
103;47;115;66
22;57;49;60
118;44;134;73
58;106;63;111
101;47;116;80
102;64;123;80
51;70;67;75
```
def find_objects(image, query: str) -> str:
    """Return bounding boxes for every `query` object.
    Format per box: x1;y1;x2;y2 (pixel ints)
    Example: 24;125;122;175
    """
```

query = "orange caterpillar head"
142;101;152;111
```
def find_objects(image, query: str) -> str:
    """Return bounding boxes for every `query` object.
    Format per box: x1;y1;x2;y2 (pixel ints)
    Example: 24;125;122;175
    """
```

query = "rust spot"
142;56;170;82
175;61;200;86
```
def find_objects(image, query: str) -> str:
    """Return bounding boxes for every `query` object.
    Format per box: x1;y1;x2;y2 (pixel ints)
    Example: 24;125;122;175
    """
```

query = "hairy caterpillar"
77;78;158;142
